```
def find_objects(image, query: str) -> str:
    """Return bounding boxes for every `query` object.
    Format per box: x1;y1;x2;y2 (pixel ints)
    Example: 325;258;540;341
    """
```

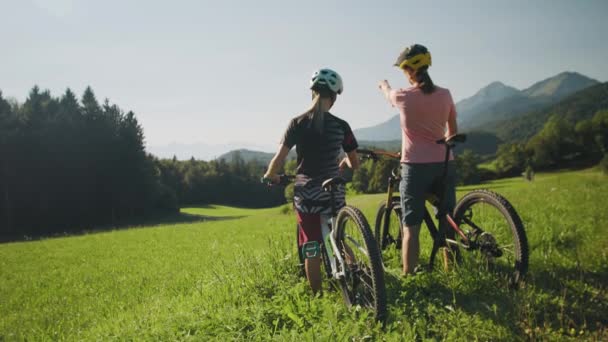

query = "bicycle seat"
322;177;347;191
436;134;467;146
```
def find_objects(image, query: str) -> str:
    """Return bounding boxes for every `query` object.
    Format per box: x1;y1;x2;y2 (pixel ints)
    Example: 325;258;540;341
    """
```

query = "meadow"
0;169;606;341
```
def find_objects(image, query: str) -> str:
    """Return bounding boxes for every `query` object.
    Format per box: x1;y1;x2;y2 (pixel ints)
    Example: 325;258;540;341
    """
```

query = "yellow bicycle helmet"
394;44;432;73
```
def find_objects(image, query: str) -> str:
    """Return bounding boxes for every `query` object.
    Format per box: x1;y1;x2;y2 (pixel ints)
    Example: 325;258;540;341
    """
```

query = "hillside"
358;139;400;152
359;131;503;158
456;81;521;127
217;149;275;164
224;79;605;161
353;115;400;141
460;71;599;131
353;72;599;142
148;142;277;161
523;71;599;99
217;148;296;164
487;82;608;142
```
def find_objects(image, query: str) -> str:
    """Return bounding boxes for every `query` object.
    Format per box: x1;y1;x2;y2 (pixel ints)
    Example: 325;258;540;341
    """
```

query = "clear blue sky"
2;0;607;150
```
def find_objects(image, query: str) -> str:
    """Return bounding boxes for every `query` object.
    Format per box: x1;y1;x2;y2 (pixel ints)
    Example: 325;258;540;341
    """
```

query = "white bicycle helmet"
310;68;343;94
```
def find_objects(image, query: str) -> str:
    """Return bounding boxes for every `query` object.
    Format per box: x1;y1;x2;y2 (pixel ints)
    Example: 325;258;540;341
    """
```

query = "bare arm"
339;150;360;171
378;80;393;103
346;150;360;170
263;144;290;182
446;104;458;138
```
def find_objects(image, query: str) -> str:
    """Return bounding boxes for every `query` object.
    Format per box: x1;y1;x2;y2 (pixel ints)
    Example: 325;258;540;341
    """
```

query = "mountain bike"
263;175;387;322
358;134;529;285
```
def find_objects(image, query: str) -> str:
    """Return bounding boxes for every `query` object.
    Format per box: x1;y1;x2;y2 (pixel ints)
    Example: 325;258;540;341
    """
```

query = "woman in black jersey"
263;68;360;294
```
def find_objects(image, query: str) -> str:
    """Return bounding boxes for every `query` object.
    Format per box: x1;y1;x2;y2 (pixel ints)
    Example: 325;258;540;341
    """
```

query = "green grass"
1;169;607;340
181;204;271;218
477;160;498;172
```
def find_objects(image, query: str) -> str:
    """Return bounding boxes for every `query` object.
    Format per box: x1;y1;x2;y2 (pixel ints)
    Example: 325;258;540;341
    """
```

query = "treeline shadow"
383;271;520;332
381;261;607;339
0;210;244;244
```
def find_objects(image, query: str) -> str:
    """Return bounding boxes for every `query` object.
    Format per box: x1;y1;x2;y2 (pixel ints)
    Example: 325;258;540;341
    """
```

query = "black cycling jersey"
281;112;358;214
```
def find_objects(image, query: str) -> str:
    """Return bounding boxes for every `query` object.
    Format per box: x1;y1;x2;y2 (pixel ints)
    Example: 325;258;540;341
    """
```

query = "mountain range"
352;71;600;141
148;71;604;161
217;149;296;164
148;142;276;161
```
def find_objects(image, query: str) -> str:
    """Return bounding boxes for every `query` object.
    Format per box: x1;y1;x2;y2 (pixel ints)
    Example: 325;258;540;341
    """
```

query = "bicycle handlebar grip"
356;149;379;161
261;175;295;186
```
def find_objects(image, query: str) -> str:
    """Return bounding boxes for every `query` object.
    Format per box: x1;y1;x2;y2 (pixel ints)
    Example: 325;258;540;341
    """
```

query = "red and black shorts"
296;211;323;248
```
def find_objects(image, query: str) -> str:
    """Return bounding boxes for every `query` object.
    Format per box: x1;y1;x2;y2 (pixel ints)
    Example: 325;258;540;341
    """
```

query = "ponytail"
297;88;336;135
416;67;436;94
310;93;325;135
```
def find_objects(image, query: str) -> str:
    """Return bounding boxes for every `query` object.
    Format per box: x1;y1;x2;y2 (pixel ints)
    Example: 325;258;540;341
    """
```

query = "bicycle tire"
373;197;403;251
452;189;529;284
335;205;387;323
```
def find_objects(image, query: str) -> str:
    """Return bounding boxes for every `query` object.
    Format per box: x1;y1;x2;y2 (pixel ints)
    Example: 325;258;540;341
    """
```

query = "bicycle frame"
361;135;474;264
321;215;347;279
320;184;374;280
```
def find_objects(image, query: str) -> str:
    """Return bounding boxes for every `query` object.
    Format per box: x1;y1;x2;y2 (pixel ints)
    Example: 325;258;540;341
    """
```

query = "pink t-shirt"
390;86;457;163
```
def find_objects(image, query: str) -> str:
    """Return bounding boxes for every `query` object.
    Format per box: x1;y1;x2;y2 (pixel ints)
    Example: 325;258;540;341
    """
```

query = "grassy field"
1;169;607;341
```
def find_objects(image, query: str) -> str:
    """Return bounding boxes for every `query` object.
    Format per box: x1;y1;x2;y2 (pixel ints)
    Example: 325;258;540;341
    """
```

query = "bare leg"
402;224;421;275
305;256;322;294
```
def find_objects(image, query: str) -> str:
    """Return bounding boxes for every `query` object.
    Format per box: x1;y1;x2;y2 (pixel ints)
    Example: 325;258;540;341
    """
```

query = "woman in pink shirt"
378;44;458;275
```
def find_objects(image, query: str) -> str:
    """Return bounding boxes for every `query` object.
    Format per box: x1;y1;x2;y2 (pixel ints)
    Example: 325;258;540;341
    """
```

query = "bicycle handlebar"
436;134;467;147
261;174;295;186
357;148;400;161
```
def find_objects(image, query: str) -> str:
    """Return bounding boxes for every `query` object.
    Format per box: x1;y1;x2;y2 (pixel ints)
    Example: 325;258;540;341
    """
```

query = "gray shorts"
399;162;456;227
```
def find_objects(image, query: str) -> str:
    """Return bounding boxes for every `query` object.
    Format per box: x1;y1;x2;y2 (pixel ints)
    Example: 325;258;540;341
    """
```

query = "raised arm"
378;80;393;103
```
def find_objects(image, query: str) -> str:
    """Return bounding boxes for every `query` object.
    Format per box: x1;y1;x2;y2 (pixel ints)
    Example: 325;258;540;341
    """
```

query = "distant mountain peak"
352;71;601;142
476;81;520;97
486;81;510;88
523;71;599;99
455;81;521;125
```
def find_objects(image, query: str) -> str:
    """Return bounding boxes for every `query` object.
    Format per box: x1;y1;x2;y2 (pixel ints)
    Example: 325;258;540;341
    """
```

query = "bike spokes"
339;214;378;309
456;199;524;281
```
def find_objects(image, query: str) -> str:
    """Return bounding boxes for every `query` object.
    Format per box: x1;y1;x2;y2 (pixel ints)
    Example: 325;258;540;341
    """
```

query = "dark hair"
416;66;436;94
311;83;337;101
296;85;337;135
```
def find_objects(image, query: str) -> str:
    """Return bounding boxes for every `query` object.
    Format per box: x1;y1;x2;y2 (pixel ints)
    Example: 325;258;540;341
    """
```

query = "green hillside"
1;169;606;340
463;72;599;132
217;148;276;164
491;82;608;142
522;71;599;99
217;149;296;164
351;72;601;158
456;81;521;127
360;132;503;158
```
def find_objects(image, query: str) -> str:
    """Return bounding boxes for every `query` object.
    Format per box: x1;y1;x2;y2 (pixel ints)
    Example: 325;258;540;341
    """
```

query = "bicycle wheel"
374;197;403;251
452;189;529;284
335;205;387;323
